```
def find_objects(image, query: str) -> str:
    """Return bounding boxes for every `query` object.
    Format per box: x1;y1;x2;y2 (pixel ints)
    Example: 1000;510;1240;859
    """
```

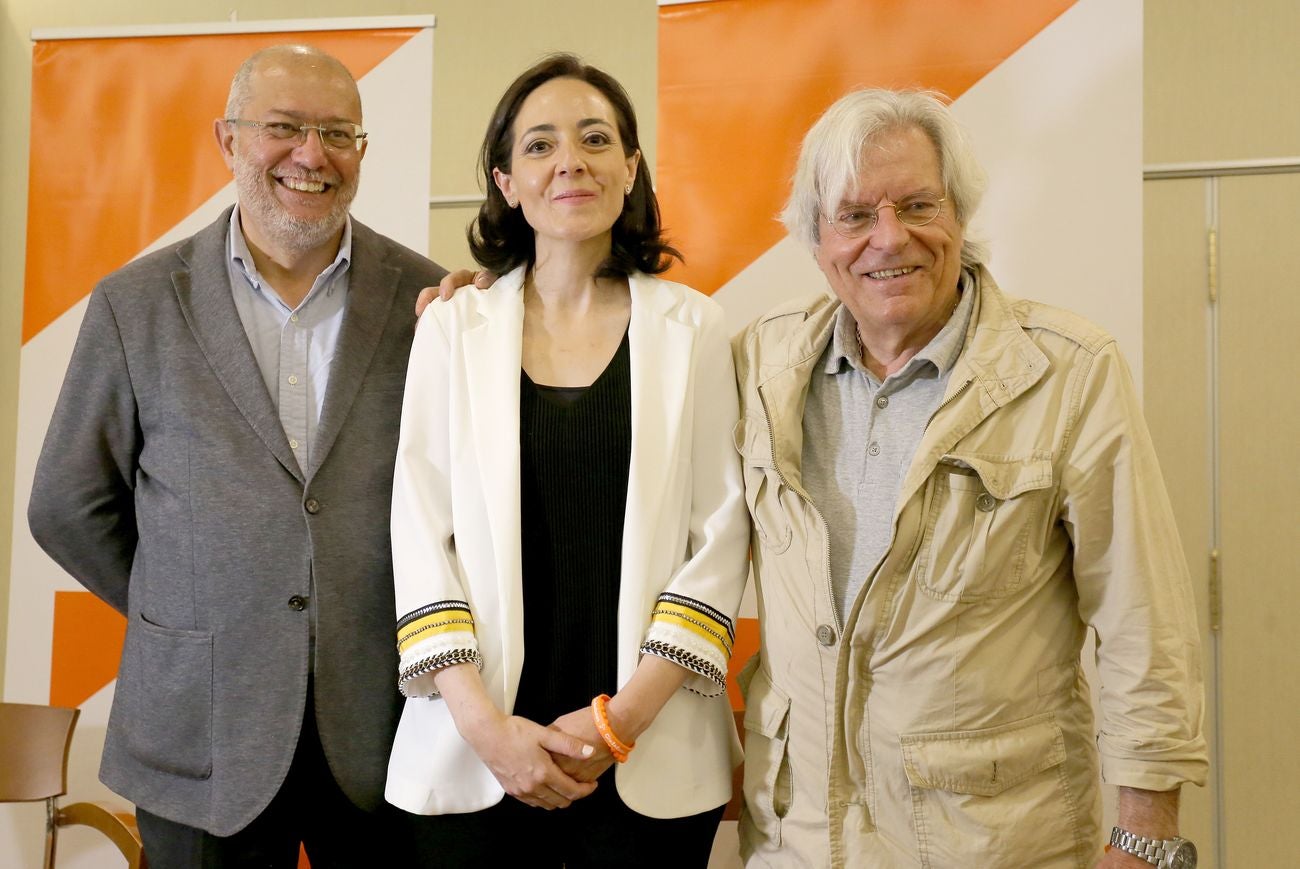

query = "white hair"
780;88;989;266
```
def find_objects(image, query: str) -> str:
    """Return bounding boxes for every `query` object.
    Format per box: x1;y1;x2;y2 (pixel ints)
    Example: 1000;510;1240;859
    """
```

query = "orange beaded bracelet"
590;693;635;763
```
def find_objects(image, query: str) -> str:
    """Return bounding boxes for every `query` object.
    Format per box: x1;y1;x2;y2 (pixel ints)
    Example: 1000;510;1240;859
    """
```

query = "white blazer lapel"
461;271;526;694
620;275;694;669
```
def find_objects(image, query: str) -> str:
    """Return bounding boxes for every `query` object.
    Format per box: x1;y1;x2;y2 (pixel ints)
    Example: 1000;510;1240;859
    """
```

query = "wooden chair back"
0;702;79;803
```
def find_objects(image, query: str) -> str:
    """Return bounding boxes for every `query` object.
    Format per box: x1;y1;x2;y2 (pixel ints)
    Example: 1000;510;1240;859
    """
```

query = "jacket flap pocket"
944;454;1053;500
733;413;775;468
900;713;1066;796
742;667;791;739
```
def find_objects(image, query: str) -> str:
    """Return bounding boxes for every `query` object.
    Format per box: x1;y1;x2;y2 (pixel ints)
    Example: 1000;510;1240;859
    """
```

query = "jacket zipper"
923;376;974;437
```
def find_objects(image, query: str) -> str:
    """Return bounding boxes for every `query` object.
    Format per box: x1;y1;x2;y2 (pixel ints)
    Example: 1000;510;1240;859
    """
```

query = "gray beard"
234;159;359;253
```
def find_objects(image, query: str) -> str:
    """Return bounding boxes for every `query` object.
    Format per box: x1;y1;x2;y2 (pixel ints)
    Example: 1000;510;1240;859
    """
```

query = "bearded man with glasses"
28;44;446;867
732;90;1207;868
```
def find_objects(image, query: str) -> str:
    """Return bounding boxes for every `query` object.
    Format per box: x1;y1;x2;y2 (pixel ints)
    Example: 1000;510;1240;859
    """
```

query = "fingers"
539;726;596;761
513;779;596;811
505;767;596;810
437;268;479;302
414;285;438;318
473;270;496;289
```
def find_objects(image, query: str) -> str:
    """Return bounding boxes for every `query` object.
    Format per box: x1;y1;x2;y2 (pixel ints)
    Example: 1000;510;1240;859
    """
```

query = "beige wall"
0;0;657;696
1145;0;1300;163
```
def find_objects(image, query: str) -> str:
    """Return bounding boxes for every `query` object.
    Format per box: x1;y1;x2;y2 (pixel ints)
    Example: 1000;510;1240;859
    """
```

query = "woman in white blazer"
386;55;750;867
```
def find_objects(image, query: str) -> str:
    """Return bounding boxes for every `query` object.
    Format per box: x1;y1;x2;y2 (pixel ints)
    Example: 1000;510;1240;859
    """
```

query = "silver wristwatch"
1109;826;1197;868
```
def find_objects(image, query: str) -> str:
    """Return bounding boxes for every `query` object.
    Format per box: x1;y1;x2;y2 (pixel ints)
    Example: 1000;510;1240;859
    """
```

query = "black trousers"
405;770;725;868
136;690;409;869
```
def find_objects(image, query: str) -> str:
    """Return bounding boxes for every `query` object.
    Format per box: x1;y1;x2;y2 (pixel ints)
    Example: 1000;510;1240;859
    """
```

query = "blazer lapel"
309;221;404;478
173;210;303;482
621;275;694;605
463;271;527;679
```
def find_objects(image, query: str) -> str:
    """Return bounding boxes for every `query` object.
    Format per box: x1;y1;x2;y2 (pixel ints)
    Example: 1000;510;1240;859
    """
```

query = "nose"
291;127;329;168
555;141;587;176
868;204;910;251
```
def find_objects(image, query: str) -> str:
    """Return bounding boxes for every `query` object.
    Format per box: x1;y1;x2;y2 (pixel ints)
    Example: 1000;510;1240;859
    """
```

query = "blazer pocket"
122;613;214;780
900;713;1084;868
739;667;793;846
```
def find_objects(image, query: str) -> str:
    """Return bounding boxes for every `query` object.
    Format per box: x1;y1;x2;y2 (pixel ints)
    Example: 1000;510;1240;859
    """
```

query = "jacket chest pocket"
913;454;1055;602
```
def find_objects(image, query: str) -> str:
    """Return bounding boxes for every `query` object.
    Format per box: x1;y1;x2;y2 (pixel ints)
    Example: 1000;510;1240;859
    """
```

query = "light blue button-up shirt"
226;206;351;470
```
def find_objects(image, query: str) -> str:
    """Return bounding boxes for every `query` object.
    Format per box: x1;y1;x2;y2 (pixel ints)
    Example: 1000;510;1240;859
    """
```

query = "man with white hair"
29;45;446;866
732;89;1207;868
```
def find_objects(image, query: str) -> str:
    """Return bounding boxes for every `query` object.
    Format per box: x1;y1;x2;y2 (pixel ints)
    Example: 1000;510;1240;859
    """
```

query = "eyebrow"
518;118;615;137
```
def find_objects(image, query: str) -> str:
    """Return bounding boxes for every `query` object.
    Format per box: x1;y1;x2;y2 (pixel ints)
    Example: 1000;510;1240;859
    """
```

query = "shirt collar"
822;268;976;379
227;205;353;307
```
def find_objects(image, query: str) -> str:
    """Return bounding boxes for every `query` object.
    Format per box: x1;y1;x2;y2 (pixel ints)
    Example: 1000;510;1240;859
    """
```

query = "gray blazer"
27;208;446;836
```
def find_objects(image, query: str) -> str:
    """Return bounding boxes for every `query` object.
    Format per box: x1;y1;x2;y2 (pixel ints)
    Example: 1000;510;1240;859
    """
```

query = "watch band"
1109;826;1176;865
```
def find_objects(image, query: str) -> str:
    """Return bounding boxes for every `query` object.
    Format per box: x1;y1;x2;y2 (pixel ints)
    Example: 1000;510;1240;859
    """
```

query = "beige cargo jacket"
732;267;1207;868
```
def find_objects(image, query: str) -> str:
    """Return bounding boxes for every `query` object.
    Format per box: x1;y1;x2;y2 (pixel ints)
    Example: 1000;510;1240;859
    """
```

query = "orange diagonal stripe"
23;28;421;345
726;617;759;711
50;591;126;708
657;0;1076;295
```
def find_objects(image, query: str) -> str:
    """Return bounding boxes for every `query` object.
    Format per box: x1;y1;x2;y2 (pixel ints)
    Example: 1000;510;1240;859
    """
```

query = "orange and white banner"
3;17;433;867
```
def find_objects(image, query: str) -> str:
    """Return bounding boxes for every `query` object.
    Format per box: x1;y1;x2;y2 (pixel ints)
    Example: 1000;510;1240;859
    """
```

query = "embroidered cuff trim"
397;600;475;654
639;639;727;695
398;648;483;698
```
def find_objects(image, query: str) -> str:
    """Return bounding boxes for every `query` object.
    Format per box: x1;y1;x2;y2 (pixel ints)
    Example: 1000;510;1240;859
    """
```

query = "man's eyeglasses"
826;192;946;238
226;119;367;153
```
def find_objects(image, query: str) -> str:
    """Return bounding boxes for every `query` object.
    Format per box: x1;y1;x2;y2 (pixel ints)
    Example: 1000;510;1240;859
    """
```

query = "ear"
214;118;236;170
491;166;516;207
625;149;641;190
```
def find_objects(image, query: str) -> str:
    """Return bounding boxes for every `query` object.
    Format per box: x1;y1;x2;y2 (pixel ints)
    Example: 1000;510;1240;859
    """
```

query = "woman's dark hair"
468;53;681;278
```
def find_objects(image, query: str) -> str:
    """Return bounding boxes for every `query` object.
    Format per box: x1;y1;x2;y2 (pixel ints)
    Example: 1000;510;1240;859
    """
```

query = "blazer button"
287;595;308;611
816;624;837;646
304;498;321;514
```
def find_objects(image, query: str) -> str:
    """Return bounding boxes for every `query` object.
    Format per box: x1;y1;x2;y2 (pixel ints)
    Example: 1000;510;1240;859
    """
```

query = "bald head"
225;45;360;121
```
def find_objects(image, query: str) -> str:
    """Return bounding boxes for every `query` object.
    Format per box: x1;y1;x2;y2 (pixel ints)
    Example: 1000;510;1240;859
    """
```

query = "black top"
512;332;632;725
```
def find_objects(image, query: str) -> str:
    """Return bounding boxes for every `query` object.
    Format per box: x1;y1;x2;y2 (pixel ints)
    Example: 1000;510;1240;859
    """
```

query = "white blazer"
385;268;749;819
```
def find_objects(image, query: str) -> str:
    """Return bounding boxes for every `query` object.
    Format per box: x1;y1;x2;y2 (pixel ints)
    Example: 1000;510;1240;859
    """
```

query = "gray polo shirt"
802;270;975;621
226;206;351;470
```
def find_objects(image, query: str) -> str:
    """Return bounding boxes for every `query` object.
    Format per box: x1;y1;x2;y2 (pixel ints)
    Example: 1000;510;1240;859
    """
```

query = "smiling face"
216;52;364;256
491;77;639;253
815;125;964;349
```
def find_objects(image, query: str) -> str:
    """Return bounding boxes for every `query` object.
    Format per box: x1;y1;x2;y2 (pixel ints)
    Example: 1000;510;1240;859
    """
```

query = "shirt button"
288;374;299;385
290;314;299;323
305;498;321;514
867;442;881;457
287;595;307;611
816;624;837;646
875;395;889;409
976;493;997;512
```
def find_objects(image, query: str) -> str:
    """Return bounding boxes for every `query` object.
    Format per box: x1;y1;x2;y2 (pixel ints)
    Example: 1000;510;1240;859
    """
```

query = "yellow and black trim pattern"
396;600;480;697
397;600;475;655
398;647;483;698
639;640;728;695
649;593;734;658
642;593;735;694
